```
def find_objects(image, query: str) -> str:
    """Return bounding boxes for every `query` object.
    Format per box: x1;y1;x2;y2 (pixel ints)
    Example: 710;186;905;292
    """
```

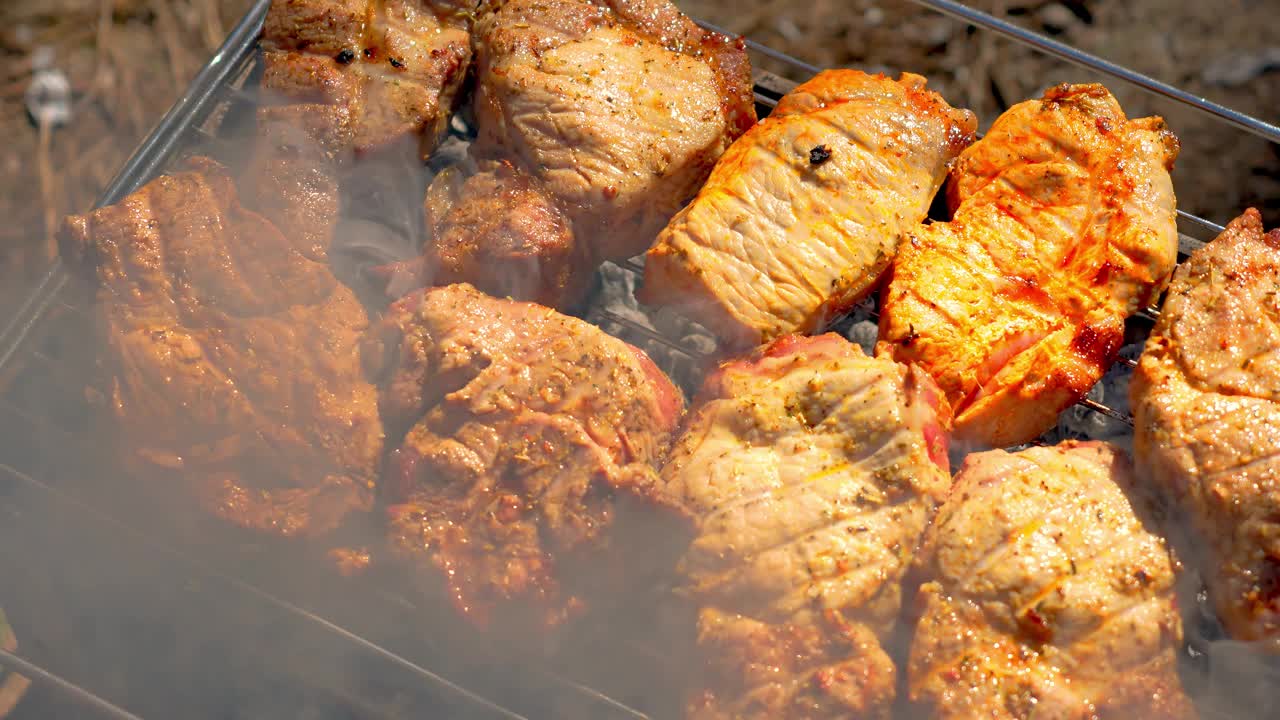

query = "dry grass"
0;0;250;307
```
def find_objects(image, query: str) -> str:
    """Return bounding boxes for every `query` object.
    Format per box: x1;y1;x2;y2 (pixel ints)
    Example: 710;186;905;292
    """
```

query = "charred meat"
1132;209;1280;650
907;441;1196;719
642;70;976;349
879;83;1180;448
58;158;383;539
656;333;952;719
362;283;684;629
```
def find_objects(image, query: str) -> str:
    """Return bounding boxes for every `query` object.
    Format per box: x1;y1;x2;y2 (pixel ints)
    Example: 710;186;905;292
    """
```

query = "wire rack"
0;0;1275;717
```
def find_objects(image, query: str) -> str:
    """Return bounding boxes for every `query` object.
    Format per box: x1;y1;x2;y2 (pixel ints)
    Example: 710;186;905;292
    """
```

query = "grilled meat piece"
260;0;473;159
363;283;684;629
1132;209;1280;650
907;441;1196;719
642;70;976;349
58;158;383;538
879;83;1180;448
387;0;755;309
0;608;29;719
420;161;591;310
656;333;952;719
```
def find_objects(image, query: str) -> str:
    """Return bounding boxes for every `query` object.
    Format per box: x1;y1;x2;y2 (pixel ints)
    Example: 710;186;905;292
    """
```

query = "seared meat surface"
58;158;382;538
642;70;976;349
387;0;756;309
260;0;473;159
1132;209;1280;650
471;0;754;263
907;441;1196;719
421;161;590;310
879;83;1180;447
656;334;952;719
363;283;684;628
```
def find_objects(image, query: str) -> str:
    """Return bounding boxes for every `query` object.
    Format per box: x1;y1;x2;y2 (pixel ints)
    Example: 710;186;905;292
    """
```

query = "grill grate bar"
0;461;534;720
0;648;144;720
904;0;1280;146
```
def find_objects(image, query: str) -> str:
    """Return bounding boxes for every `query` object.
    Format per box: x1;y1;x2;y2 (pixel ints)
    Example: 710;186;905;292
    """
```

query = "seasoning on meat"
383;0;756;309
879;83;1181;447
363;283;684;631
260;0;474;159
655;333;952;719
57;157;383;539
642;70;976;350
1132;208;1280;651
907;441;1196;719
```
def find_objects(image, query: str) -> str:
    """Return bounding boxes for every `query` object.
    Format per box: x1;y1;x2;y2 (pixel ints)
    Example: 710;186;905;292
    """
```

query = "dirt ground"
1;0;1277;308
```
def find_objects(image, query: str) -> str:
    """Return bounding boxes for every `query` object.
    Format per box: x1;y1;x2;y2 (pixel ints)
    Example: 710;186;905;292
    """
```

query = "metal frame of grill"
0;0;1274;717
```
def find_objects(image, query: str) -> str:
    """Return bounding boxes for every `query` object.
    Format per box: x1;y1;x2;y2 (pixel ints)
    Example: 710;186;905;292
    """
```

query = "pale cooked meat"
907;441;1196;719
58;158;382;538
641;70;976;350
1132;208;1280;650
419;161;591;310
879;83;1180;448
468;0;755;264
362;283;684;629
260;0;473;159
656;333;952;719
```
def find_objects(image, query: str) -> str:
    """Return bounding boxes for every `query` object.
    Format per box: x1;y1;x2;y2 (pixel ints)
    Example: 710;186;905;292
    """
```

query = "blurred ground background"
1;0;1277;309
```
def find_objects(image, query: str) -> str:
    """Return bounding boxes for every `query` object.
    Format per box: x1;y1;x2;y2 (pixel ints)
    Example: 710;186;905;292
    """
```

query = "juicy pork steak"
642;70;977;349
1132;209;1280;650
879;83;1180;448
907;441;1196;719
58;158;383;538
395;0;756;310
259;0;473;159
362;283;684;628
655;334;952;719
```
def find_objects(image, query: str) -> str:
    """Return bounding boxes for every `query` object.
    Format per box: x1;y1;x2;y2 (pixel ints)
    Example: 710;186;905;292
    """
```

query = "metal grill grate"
0;0;1275;717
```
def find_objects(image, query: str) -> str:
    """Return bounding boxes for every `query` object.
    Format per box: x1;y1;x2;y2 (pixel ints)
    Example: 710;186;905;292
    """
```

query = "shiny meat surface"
907;441;1196;719
879;83;1180;448
1132;209;1280;650
362;283;684;629
420;161;591;310
58;158;383;538
656;334;952;719
260;0;472;158
467;0;755;263
642;70;976;350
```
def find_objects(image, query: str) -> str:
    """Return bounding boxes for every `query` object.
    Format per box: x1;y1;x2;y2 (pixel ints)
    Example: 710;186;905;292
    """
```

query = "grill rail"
1;1;1276;718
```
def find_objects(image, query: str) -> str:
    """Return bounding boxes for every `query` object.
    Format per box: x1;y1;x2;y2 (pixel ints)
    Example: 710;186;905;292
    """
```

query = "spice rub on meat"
655;333;952;719
879;83;1180;448
259;0;474;159
390;0;756;310
1132;209;1280;651
58;158;383;539
363;283;684;629
907;441;1196;719
642;70;976;349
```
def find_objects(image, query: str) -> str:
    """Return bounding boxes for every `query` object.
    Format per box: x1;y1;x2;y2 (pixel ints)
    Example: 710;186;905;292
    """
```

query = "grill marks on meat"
656;333;952;719
907;441;1196;719
260;0;473;159
362;283;683;628
1132;209;1280;650
58;158;382;538
394;0;756;310
879;83;1180;448
642;70;977;350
